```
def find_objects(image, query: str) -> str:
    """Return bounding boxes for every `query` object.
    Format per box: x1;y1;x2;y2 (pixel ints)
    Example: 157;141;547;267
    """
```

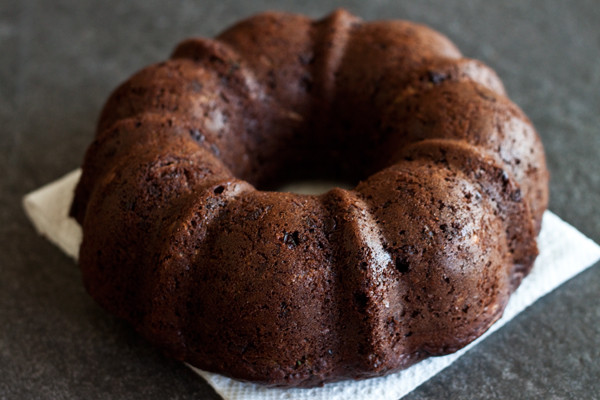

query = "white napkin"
23;169;600;400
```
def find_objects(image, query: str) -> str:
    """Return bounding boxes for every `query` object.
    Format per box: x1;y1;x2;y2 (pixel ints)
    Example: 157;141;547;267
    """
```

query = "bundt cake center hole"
245;140;374;193
276;179;354;195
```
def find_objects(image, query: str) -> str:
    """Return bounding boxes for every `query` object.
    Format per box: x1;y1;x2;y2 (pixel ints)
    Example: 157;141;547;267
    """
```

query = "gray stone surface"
2;0;599;398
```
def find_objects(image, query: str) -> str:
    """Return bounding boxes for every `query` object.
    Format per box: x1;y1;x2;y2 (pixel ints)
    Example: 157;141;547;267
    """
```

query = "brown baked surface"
71;9;548;387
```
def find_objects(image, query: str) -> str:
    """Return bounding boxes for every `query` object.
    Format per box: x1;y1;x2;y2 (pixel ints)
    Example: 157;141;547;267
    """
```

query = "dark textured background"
2;0;600;398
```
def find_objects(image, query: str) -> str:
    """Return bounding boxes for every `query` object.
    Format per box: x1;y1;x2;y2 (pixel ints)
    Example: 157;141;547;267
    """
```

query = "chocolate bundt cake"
71;9;549;387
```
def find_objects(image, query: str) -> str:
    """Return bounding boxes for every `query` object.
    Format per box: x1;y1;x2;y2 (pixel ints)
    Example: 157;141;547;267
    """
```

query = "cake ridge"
310;9;360;106
321;187;406;378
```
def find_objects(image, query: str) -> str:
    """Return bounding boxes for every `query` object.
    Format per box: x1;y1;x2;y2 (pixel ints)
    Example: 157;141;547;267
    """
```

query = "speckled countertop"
2;0;600;398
